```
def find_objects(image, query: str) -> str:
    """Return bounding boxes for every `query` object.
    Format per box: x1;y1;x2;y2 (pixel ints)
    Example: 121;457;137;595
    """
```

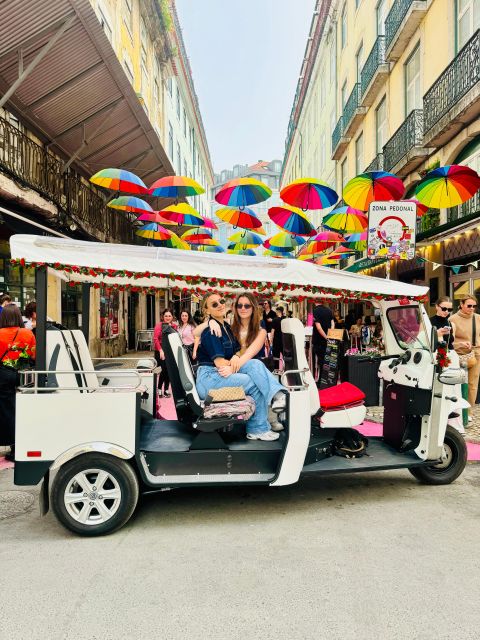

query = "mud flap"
39;469;50;516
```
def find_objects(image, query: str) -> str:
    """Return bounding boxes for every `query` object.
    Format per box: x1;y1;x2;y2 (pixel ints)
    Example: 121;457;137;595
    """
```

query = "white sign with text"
367;201;416;260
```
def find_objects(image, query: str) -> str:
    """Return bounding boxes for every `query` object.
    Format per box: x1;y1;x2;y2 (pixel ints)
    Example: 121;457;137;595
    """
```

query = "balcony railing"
447;190;480;224
365;153;384;172
343;83;362;130
361;36;386;97
416;209;440;234
383;109;424;171
385;0;426;53
423;29;480;135
0;116;136;244
332;117;344;153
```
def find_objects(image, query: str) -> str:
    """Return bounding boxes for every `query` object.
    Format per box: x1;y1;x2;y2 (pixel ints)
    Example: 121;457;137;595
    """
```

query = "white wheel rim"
64;468;122;526
433;443;453;470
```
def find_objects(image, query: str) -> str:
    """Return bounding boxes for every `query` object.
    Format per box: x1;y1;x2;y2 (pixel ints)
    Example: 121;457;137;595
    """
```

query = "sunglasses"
439;306;452;312
236;303;252;310
466;304;477;308
210;298;226;309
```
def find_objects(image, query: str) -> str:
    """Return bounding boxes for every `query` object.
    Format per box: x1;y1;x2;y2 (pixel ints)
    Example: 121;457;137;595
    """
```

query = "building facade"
0;0;213;355
282;0;480;313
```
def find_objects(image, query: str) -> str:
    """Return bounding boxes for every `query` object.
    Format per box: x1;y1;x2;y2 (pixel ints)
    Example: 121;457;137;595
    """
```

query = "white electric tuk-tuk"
9;234;468;536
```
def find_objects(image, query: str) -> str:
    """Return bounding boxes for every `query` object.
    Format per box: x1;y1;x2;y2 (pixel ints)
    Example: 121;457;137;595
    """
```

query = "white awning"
9;234;429;302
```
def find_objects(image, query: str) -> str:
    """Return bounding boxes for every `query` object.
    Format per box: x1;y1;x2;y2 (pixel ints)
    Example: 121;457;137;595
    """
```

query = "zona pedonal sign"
367;201;417;260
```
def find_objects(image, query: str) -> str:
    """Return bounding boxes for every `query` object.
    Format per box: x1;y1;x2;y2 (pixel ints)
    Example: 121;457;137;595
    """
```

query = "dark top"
197;322;240;367
430;315;454;349
312;305;333;346
263;309;276;330
271;316;283;350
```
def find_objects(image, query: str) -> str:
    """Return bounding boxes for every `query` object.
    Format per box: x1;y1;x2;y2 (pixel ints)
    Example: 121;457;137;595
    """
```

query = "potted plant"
345;346;381;406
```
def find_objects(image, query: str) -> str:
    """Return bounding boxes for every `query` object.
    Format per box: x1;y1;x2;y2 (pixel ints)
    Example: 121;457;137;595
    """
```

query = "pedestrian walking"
312;302;334;384
451;296;480;423
262;300;276;334
154;309;178;397
430;296;454;349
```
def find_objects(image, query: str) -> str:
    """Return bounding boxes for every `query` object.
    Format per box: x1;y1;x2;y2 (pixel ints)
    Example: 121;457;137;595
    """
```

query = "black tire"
51;453;139;536
408;426;467;485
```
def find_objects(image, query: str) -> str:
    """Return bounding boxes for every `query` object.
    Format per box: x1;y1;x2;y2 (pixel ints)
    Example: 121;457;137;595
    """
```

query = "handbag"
205;386;246;403
0;330;20;389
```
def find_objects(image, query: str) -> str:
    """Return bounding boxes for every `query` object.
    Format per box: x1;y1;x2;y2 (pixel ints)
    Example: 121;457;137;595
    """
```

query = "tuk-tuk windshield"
387;306;429;350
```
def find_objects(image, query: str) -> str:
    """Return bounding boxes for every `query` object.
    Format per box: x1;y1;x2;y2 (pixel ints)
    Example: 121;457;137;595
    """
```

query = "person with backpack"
0;304;36;459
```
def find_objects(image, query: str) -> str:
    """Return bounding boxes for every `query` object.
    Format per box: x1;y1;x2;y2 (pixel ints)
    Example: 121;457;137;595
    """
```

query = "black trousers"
0;366;18;446
155;350;170;392
313;341;327;384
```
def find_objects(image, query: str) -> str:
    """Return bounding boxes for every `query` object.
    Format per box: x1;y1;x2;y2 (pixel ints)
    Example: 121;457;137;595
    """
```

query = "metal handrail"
280;367;310;391
383;109;424;171
343;83;362;129
361;36;386;97
332;116;344;153
18;369;143;393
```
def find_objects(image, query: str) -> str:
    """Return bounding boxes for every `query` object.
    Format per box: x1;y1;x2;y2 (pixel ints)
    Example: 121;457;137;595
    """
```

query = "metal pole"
35;266;48;388
81;283;91;346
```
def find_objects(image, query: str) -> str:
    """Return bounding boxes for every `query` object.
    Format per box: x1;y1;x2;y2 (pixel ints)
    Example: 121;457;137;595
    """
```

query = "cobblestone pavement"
366;404;480;443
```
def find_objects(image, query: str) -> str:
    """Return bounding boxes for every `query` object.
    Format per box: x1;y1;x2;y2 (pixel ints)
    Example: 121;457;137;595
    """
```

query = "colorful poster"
367;201;416;260
100;289;119;339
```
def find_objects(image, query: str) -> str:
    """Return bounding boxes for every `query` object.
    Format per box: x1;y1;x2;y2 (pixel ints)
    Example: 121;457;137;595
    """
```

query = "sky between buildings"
176;0;316;173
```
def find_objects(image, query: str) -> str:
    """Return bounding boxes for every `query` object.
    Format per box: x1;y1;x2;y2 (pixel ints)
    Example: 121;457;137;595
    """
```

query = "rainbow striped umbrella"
137;211;174;225
194;245;225;253
159;203;205;226
151;236;191;250
414;165;480;208
149;175;204;198
264;250;294;259
341;232;367;251
264;231;306;252
227;248;257;256
401;199;429;217
304;231;344;254
280;178;338;210
182;229;219;246
322;206;368;233
90;168;149;194
215;206;265;233
263;241;293;253
107;196;154;214
136;223;175;241
343;171;405;211
228;230;264;247
199;216;218;230
267;205;316;236
215;177;272;208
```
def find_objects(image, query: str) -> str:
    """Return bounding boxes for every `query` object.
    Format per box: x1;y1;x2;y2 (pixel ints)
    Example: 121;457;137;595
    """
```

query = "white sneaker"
247;430;280;441
271;391;287;412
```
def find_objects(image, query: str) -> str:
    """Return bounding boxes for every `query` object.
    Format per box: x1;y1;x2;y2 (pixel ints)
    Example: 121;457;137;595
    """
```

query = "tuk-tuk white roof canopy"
10;235;429;302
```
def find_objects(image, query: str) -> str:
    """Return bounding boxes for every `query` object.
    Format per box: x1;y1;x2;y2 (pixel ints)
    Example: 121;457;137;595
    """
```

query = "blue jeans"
196;359;285;435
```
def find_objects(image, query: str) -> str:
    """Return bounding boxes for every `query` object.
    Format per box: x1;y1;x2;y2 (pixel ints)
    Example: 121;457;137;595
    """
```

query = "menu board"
320;338;340;389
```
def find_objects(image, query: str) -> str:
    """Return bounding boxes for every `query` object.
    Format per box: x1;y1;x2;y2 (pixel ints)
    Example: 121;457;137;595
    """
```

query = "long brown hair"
231;292;262;349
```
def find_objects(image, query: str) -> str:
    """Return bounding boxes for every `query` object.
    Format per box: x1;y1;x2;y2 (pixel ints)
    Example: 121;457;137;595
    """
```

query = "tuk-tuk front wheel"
51;453;139;536
408;426;467;485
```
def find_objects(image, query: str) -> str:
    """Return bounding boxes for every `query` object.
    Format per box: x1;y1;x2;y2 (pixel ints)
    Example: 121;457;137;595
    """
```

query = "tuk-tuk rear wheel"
51;453;139;536
408;426;467;485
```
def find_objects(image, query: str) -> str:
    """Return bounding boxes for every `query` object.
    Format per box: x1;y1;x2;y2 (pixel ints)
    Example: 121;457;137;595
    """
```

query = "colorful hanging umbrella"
136;223;175;241
215;177;272;208
322;206;368;233
182;229;219;246
414;165;480;208
267;205;316;236
215;207;265;232
401;199;429;217
198;216;218;230
107;196;154;214
90;168;149;194
149;175;204;198
343;171;405;211
264;232;306;252
227;248;257;256
304;230;344;254
264;250;294;259
341;232;368;251
263;241;293;253
228;230;264;247
194;245;225;253
151;237;191;250
137;211;174;225
158;202;204;226
280;178;338;210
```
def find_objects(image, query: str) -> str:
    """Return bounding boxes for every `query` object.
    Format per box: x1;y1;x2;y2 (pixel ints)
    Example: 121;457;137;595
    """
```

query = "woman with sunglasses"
451;296;480;423
195;292;287;441
430;296;455;349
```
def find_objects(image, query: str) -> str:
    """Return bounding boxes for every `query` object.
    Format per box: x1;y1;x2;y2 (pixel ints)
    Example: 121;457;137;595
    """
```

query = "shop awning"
0;0;173;183
10;235;430;302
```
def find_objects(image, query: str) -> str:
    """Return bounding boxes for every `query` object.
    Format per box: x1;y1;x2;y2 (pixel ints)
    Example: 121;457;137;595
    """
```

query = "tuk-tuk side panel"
14;391;138;485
